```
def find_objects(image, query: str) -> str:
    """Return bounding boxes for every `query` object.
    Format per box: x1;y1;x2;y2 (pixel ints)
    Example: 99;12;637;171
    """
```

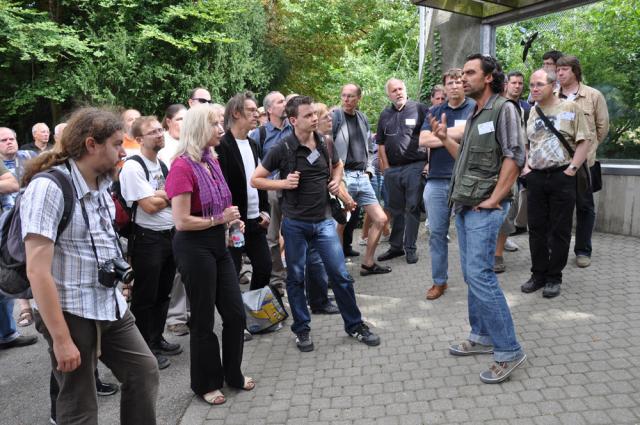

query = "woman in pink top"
165;104;254;405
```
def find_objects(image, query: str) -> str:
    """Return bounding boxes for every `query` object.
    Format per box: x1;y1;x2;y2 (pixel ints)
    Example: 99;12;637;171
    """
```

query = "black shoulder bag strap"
535;106;574;156
535;105;591;188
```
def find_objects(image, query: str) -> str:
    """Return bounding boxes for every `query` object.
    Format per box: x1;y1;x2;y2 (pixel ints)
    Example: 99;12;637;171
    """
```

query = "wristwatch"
568;164;578;171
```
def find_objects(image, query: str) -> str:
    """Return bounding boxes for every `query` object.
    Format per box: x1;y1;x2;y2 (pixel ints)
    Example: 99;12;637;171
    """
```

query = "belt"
530;164;569;174
134;224;174;236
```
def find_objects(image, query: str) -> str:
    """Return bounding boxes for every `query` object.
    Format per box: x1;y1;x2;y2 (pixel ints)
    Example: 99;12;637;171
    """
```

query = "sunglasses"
192;98;212;104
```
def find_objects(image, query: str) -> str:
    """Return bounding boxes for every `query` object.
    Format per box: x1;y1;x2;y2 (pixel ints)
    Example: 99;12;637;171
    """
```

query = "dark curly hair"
465;53;505;94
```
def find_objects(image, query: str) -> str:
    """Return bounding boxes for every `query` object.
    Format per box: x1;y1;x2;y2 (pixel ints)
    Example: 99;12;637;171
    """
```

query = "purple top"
166;155;232;220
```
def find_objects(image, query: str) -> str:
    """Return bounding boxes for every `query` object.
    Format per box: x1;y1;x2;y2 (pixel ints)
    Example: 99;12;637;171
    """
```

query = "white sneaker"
358;238;368;246
504;238;519;252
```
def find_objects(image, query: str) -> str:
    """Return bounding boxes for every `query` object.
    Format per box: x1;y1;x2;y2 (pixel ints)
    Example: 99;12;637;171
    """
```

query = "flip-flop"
242;376;256;391
360;263;392;276
17;308;33;327
203;389;226;405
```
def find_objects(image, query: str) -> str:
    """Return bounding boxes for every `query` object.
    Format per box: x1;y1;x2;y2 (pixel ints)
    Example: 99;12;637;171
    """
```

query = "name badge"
405;118;416;126
559;111;575;121
477;121;495;135
454;120;466;128
307;149;320;165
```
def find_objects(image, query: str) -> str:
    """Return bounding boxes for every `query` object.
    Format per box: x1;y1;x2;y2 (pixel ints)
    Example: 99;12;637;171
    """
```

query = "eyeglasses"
192;98;212;104
529;82;551;89
143;128;165;137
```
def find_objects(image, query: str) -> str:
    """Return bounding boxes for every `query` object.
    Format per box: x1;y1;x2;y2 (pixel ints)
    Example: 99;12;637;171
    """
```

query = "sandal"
360;263;392;276
17;308;34;327
203;389;226;405
242;376;255;391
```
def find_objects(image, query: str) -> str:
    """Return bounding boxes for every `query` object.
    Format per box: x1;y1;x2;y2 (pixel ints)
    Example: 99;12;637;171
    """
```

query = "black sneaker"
155;353;171;370
151;338;182;356
0;334;37;349
295;331;314;352
521;277;545;293
348;323;380;347
542;282;561;298
96;380;119;396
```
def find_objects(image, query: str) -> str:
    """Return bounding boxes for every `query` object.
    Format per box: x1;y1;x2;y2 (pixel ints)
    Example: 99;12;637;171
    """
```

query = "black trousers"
342;206;361;252
130;225;176;346
173;225;246;396
526;169;576;284
230;218;272;290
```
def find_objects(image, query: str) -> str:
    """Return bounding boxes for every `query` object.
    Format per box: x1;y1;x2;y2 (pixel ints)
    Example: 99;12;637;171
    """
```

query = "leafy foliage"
496;0;640;158
0;0;278;139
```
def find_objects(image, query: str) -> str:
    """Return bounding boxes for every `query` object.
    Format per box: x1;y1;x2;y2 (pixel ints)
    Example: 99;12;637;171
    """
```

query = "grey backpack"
0;168;74;299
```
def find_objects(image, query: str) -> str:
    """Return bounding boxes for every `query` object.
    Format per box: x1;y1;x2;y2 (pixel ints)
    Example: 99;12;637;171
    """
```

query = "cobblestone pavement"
180;230;640;425
2;230;639;424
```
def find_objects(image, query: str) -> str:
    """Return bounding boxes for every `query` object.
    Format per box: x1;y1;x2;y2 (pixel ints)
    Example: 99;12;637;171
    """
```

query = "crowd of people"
0;49;609;424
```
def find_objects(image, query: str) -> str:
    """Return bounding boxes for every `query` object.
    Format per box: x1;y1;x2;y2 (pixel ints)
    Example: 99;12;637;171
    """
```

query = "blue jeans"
370;173;387;206
455;201;523;362
0;293;19;343
281;217;363;335
423;179;451;285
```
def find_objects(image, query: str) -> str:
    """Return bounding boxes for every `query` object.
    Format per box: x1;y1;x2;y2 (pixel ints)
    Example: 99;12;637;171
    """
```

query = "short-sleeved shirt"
120;154;173;230
376;100;429;166
527;100;591;170
1;150;38;211
20;160;127;321
165;156;231;217
157;132;179;169
261;132;339;222
421;98;476;179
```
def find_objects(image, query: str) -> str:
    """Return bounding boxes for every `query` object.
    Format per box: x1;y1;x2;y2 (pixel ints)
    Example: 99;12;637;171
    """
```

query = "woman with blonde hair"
165;104;254;405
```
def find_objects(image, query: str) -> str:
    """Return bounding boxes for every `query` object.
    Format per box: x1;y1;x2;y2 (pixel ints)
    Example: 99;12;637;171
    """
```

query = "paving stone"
171;231;640;425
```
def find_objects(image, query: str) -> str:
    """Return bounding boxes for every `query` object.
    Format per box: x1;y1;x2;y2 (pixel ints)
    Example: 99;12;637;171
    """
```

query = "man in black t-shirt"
377;78;429;265
251;96;381;353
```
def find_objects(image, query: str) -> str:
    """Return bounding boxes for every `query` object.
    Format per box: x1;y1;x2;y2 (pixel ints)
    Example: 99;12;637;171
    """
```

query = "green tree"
0;0;279;140
496;0;640;158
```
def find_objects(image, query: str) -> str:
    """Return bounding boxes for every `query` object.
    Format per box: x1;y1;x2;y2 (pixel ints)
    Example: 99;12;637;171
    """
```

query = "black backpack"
111;155;168;238
0;168;75;299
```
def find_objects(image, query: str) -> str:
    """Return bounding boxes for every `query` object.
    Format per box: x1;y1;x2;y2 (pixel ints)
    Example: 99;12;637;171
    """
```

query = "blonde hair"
174;104;221;162
313;102;329;118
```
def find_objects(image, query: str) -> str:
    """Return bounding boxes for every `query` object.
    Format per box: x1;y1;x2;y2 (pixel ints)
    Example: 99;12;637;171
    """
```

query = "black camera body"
98;258;134;288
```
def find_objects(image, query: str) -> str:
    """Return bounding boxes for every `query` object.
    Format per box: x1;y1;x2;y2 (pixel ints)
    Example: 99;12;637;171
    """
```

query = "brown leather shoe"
426;284;447;300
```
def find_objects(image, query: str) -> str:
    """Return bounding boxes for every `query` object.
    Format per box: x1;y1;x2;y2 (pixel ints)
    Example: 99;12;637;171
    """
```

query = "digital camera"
98;257;134;288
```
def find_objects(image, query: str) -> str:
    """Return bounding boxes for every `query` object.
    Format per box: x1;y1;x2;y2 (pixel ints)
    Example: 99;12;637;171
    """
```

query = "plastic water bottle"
230;223;245;248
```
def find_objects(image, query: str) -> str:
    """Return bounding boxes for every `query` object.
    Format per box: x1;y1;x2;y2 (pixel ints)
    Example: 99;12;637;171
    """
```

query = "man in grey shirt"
332;83;391;276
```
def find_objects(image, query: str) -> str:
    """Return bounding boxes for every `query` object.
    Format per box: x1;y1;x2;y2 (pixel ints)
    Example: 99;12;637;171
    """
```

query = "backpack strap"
33;168;75;240
128;155;150;180
259;126;267;152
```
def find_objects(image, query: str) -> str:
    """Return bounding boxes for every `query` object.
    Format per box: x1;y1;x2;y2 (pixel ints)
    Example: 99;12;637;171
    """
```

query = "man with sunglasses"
188;87;212;108
120;116;181;370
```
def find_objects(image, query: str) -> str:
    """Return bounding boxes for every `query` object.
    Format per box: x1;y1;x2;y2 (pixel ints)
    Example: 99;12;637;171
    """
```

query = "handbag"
242;285;288;334
534;106;591;195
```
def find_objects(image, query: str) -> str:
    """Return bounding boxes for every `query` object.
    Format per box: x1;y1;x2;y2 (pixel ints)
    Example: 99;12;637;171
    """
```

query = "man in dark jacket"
218;92;272;289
